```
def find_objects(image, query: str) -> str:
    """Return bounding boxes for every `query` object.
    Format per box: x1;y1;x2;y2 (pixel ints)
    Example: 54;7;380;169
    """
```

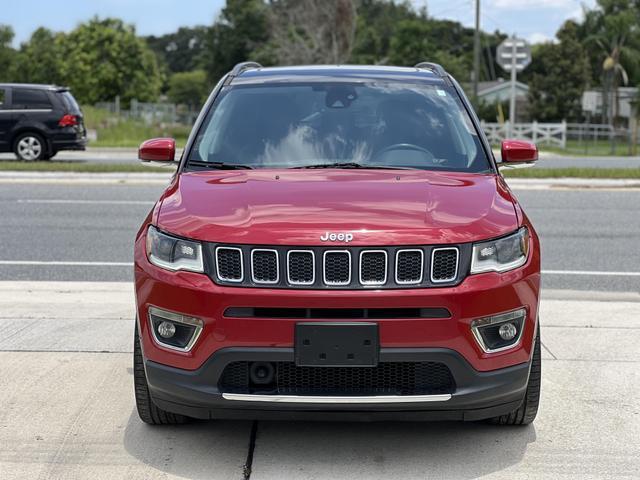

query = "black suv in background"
0;84;86;160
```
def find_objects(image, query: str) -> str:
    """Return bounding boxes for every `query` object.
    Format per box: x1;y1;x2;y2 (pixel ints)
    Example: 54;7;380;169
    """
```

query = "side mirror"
139;138;176;162
501;140;538;164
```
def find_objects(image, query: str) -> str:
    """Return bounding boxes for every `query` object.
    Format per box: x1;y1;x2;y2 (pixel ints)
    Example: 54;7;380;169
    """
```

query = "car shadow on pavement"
250;420;537;479
123;413;536;479
123;411;252;480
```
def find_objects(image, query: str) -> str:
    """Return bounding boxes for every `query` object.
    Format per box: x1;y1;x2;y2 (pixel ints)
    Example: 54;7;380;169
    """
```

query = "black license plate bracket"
295;322;379;367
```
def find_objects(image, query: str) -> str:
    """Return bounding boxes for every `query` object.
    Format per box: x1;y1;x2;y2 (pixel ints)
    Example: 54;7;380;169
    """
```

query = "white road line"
542;269;640;277
16;199;153;205
0;261;133;267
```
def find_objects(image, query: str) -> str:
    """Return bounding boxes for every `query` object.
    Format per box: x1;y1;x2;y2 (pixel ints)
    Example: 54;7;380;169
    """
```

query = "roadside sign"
496;36;531;135
496;38;531;72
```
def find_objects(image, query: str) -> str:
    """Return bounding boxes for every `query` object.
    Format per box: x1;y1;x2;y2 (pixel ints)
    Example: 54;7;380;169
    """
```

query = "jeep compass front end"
133;62;541;425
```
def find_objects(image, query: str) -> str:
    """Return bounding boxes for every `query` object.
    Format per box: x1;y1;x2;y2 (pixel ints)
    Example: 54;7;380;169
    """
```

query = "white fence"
481;121;567;148
95;100;199;125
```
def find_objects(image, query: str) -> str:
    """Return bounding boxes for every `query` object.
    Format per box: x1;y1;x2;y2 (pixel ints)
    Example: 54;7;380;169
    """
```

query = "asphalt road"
2;148;640;168
0;181;638;292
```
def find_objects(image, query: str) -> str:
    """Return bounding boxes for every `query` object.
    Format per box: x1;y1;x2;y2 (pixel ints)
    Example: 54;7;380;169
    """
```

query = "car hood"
157;169;518;245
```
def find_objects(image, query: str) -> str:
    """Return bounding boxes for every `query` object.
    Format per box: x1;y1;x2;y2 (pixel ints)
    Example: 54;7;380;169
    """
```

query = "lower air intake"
219;361;455;396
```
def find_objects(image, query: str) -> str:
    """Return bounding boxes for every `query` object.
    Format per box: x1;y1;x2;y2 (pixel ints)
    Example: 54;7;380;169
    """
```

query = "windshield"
188;82;491;172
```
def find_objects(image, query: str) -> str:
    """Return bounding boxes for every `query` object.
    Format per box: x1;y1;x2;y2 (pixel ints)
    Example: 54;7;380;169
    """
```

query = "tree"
387;18;469;79
582;0;640;124
168;70;210;107
267;0;357;65
146;26;209;74
57;18;162;105
0;25;16;82
350;0;417;64
526;21;591;122
203;0;271;82
13;28;64;85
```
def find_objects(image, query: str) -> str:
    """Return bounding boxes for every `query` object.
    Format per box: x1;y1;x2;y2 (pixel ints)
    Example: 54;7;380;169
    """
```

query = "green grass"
539;139;636;157
83;106;190;148
502;167;640;179
0;161;172;173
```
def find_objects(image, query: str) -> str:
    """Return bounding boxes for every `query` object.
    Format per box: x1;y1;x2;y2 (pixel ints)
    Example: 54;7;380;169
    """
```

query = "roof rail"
224;61;263;84
413;62;447;77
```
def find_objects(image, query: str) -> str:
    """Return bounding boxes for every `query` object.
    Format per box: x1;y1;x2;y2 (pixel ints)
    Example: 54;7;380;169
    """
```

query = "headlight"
146;225;204;273
471;227;529;274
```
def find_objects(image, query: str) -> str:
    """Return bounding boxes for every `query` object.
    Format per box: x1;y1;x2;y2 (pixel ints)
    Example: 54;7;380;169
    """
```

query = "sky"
4;0;597;47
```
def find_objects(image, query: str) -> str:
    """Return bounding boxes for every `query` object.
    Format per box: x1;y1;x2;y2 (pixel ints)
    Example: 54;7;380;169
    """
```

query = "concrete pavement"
0;281;638;479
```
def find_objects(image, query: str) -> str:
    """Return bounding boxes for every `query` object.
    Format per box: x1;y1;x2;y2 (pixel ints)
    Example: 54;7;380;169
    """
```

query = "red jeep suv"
133;62;541;426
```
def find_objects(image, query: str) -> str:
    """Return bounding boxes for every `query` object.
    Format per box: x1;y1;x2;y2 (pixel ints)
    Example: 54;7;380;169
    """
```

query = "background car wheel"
14;133;46;161
488;325;541;426
134;325;189;425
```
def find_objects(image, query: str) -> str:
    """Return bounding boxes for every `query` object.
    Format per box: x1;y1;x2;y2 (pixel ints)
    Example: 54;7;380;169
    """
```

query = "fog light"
471;308;526;353
148;306;203;352
157;321;176;339
498;322;517;341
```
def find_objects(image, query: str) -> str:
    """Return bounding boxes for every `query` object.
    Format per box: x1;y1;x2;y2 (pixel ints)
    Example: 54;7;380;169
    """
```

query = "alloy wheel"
17;136;43;161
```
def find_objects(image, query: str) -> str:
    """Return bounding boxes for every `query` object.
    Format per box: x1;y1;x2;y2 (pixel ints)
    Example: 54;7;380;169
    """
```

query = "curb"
0;171;173;184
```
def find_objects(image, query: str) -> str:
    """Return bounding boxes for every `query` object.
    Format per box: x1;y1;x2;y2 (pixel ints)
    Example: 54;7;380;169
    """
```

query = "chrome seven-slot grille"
210;244;465;289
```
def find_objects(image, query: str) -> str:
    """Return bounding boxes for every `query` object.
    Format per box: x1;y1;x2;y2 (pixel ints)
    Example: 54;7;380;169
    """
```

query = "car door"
0;87;14;152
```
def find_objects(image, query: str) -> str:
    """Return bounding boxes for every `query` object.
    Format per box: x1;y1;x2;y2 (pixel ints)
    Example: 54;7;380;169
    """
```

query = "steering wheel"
370;143;434;164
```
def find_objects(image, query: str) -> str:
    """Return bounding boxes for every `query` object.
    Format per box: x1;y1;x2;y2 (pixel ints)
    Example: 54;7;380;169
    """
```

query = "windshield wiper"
293;162;412;170
188;160;253;170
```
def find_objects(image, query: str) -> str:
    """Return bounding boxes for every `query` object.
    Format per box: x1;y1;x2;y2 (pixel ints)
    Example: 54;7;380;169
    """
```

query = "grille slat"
396;249;424;284
219;361;455;396
359;251;387;285
287;250;315;285
251;249;279;284
431;248;459;283
323;251;351;285
216;247;243;282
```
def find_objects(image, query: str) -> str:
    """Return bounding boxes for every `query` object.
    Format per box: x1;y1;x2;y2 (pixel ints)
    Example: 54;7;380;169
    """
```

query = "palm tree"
585;1;639;125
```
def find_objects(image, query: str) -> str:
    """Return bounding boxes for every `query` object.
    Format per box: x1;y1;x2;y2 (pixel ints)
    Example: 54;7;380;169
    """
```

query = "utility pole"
473;0;480;103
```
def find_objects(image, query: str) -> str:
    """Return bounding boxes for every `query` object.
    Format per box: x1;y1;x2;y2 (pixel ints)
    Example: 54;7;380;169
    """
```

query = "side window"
12;89;52;110
0;89;5;108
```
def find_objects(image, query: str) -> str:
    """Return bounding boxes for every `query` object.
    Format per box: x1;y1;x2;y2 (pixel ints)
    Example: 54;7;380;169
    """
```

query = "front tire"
14;133;46;161
134;326;189;425
488;325;541;425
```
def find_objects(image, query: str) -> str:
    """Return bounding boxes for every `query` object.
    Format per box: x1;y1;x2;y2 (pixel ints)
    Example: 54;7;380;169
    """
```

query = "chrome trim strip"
359;250;388;286
471;308;527;354
0;109;53;113
251;248;279;284
323;250;351;286
215;246;244;282
430;247;459;283
287;249;315;285
148;305;203;353
395;249;424;285
222;393;452;404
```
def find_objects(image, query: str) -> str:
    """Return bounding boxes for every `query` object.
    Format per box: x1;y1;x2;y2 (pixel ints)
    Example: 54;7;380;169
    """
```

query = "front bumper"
134;221;540;420
145;347;531;421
